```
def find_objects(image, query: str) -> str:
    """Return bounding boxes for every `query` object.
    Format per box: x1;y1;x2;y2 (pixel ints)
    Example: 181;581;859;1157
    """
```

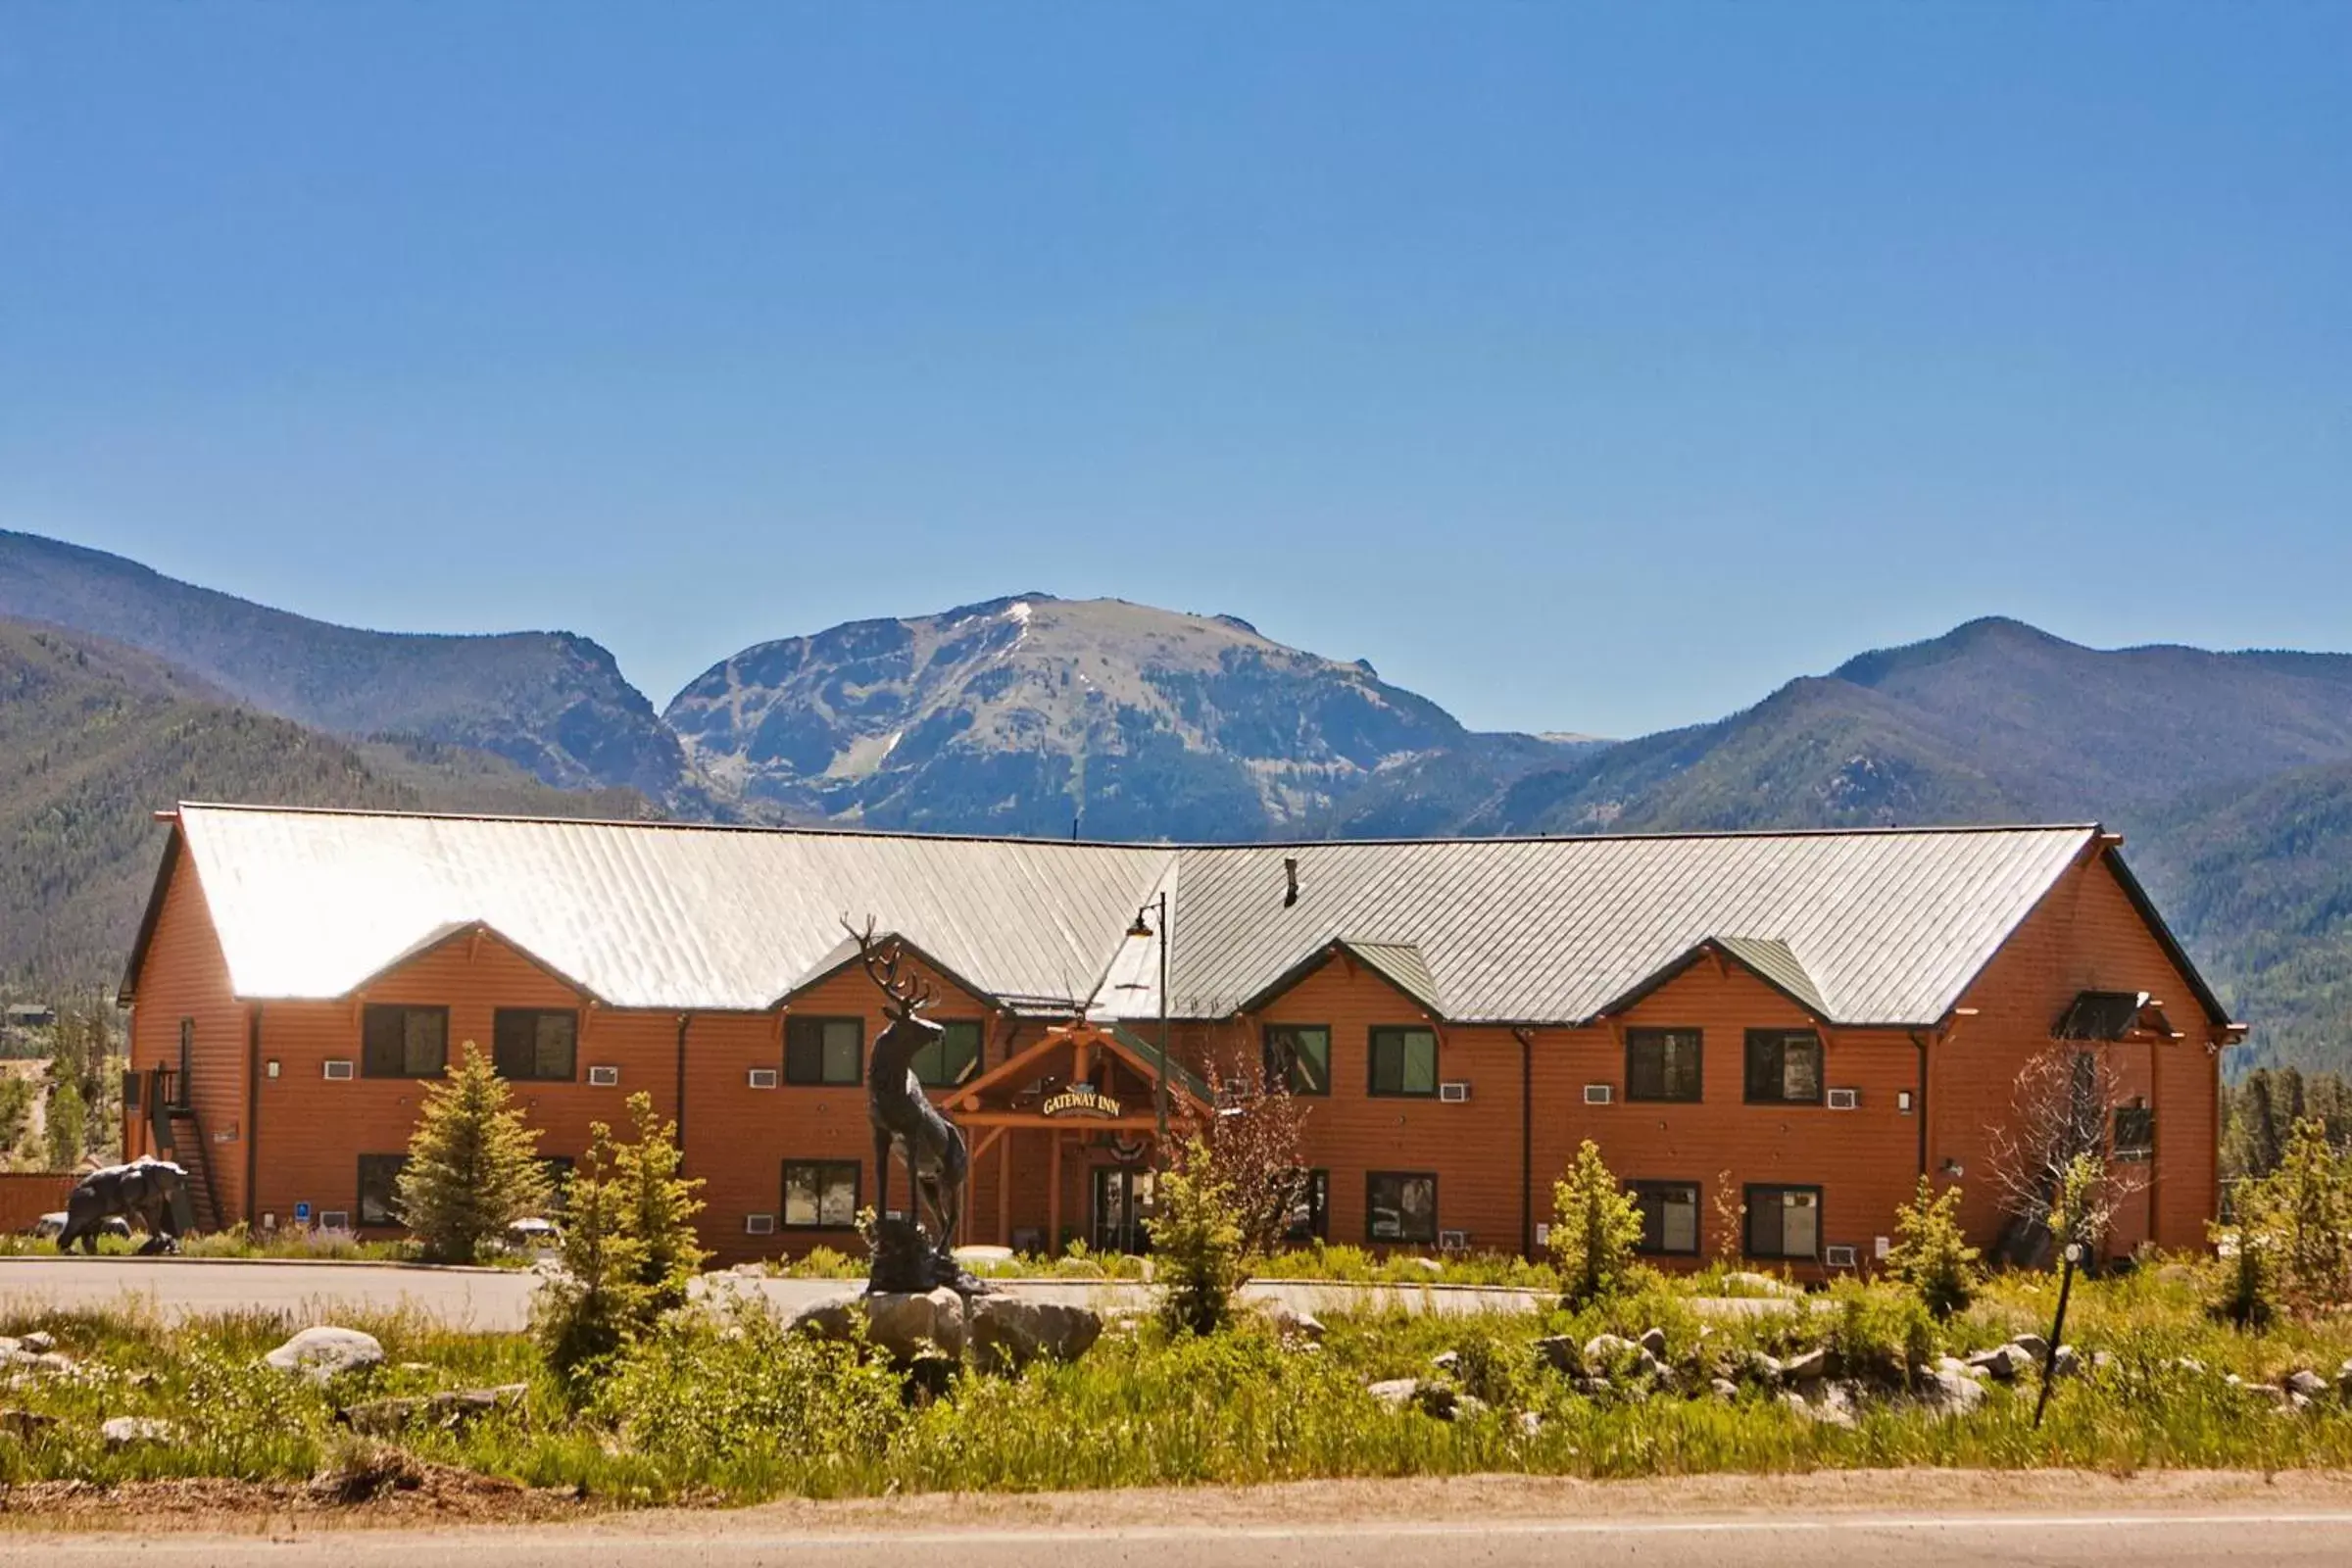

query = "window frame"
1364;1169;1439;1246
1742;1028;1824;1105
1630;1179;1702;1257
1366;1025;1440;1099
1625;1027;1704;1103
784;1015;865;1087
1262;1023;1333;1097
491;1007;579;1083
362;1004;451;1079
1282;1167;1331;1244
908;1019;984;1090
780;1158;863;1230
2114;1100;2155;1162
1742;1183;1824;1261
356;1153;409;1228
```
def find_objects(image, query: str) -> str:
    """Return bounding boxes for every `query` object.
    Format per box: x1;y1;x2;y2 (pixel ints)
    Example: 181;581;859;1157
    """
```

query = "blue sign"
294;1202;312;1223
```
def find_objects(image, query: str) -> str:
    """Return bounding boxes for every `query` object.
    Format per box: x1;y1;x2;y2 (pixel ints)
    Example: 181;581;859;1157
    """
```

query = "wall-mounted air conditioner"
1824;1244;1858;1268
322;1059;354;1081
1584;1083;1613;1104
1438;1081;1470;1102
1534;1222;1551;1247
588;1065;620;1087
1438;1229;1469;1251
747;1067;778;1089
1826;1088;1859;1110
744;1213;776;1236
318;1211;351;1231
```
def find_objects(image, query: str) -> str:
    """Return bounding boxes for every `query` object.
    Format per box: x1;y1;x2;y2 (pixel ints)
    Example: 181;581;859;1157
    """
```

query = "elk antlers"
840;914;932;1020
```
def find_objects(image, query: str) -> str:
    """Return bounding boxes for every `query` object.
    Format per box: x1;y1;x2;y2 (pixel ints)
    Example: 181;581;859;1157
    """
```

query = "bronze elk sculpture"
844;917;971;1289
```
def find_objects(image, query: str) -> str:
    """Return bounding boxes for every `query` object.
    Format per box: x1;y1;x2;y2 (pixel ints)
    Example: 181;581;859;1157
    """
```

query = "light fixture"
1126;912;1153;939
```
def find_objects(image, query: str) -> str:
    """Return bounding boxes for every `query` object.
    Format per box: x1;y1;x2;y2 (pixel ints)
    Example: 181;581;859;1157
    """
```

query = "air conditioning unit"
744;1213;776;1236
1827;1088;1859;1110
747;1067;778;1089
321;1059;354;1081
318;1211;351;1232
1534;1222;1551;1247
588;1065;620;1087
1584;1083;1613;1104
1438;1081;1470;1102
1438;1229;1469;1251
1824;1244;1858;1268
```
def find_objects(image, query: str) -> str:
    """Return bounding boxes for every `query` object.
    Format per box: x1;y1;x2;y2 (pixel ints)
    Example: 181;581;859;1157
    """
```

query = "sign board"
1043;1084;1122;1119
294;1202;312;1223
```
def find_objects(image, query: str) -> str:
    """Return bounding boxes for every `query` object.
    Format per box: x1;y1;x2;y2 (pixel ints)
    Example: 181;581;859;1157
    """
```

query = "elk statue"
843;917;973;1292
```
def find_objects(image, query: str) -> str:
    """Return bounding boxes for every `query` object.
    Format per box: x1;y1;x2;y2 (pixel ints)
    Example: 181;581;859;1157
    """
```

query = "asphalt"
0;1256;1552;1328
8;1511;2352;1567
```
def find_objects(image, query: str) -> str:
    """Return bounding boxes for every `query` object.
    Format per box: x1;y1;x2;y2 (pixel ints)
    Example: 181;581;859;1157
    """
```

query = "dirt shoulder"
8;1467;2352;1538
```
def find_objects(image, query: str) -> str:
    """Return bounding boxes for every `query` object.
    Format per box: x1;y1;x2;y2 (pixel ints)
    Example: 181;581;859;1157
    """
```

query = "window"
781;1159;861;1229
785;1016;862;1086
1744;1185;1822;1260
1263;1024;1332;1096
1281;1168;1330;1244
363;1005;449;1078
1367;1027;1438;1098
1626;1028;1703;1102
1743;1029;1823;1104
1366;1171;1438;1245
908;1020;983;1088
1632;1181;1700;1255
2115;1101;2155;1162
356;1154;408;1227
492;1009;577;1082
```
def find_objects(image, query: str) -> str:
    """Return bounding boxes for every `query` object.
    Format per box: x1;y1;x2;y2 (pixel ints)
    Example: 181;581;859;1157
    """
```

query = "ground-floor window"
782;1159;861;1229
1366;1170;1437;1245
538;1155;574;1211
1631;1180;1700;1255
2114;1100;2155;1162
357;1154;408;1227
1744;1184;1821;1260
1283;1168;1330;1244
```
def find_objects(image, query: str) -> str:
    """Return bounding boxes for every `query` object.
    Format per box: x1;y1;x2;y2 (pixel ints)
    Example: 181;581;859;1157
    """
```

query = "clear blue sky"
3;6;2345;738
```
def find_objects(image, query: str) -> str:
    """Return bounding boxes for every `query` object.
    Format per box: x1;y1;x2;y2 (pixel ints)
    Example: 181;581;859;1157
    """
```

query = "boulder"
338;1385;527;1438
1967;1346;2028;1382
1925;1366;1986;1417
1250;1299;1327;1344
1515;1409;1544;1438
20;1332;54;1355
861;1288;967;1363
1743;1350;1786;1387
1724;1271;1802;1298
1583;1333;1638;1367
2050;1345;2082;1379
1367;1378;1424;1409
2011;1333;2049;1361
27;1352;74;1377
1405;1257;1446;1275
264;1326;385;1384
2284;1369;2328;1400
101;1416;177;1449
1779;1347;1829;1384
1371;1380;1470;1420
1573;1375;1613;1397
968;1297;1102;1374
1788;1384;1857;1429
1710;1377;1741;1401
1430;1349;1461;1375
1533;1335;1582;1375
785;1297;863;1343
1638;1327;1668;1359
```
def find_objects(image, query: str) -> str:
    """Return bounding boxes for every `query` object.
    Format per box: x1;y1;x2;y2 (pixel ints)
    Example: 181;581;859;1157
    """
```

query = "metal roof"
141;805;2180;1030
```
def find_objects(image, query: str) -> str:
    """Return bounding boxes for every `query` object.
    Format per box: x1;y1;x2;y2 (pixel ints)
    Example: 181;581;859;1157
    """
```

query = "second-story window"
786;1016;863;1086
1744;1029;1823;1104
909;1020;983;1088
1367;1026;1438;1097
1263;1024;1332;1096
1626;1027;1703;1102
492;1008;577;1082
362;1005;448;1078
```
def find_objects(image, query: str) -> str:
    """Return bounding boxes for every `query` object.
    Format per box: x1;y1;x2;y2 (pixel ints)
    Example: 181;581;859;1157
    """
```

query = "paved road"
0;1257;1549;1329
7;1511;2350;1567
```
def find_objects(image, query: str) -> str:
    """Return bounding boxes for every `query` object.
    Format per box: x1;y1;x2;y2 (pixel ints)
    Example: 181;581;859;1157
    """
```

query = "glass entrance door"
1091;1166;1154;1254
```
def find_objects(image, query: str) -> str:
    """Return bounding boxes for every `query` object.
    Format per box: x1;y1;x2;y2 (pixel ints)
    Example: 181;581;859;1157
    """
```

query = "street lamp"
1125;891;1170;1150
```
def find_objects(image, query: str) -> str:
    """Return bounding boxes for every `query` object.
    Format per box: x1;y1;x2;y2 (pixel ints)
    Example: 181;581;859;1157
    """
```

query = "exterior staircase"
147;1068;220;1235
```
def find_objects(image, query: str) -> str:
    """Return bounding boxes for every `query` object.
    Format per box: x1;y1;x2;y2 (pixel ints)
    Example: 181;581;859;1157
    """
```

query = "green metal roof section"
1337;939;1445;1016
1710;936;1829;1017
1102;1020;1213;1106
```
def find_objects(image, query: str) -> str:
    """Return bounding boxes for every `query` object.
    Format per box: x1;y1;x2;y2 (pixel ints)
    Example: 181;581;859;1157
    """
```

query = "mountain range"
1;526;2345;1074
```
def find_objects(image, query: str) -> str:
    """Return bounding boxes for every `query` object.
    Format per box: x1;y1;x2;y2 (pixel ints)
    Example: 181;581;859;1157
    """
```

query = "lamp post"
1125;891;1170;1150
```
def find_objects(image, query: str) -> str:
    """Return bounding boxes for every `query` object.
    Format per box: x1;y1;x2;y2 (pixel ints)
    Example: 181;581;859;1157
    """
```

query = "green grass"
3;1257;2350;1505
0;1223;534;1265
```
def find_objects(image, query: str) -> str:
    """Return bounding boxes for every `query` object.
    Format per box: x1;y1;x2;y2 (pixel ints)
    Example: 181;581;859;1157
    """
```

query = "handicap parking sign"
294;1201;311;1223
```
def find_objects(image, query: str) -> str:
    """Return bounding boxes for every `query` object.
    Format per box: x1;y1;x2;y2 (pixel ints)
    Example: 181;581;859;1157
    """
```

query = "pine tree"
1885;1175;1980;1318
44;1079;85;1171
1549;1140;1643;1306
612;1091;707;1314
2267;1116;2352;1312
2240;1070;2283;1176
394;1042;552;1263
534;1119;648;1392
1149;1135;1245;1336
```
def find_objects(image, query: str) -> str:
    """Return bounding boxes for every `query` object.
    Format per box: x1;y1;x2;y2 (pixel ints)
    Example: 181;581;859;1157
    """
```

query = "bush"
612;1092;707;1314
533;1120;646;1394
1824;1279;1937;1387
1548;1140;1642;1306
2266;1117;2352;1312
1149;1137;1245;1337
395;1043;552;1264
1885;1176;1980;1319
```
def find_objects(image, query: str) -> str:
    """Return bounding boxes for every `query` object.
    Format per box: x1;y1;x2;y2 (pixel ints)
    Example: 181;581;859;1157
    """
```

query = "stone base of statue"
865;1215;990;1298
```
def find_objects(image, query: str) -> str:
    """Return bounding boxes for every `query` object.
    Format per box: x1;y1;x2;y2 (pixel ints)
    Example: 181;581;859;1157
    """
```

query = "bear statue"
58;1156;192;1254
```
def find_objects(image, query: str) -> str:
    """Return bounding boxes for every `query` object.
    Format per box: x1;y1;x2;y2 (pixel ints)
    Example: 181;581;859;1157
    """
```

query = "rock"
1430;1349;1461;1374
1250;1299;1326;1344
1367;1377;1423;1409
2050;1345;2081;1379
1724;1271;1802;1298
1584;1333;1638;1367
2289;1392;2314;1413
968;1297;1102;1374
1968;1345;2029;1381
0;1338;18;1356
1779;1347;1829;1384
2176;1357;2207;1376
0;1408;55;1440
1533;1335;1582;1375
1638;1327;1668;1359
20;1332;54;1355
1573;1375;1612;1397
101;1416;177;1449
1447;1393;1487;1421
338;1385;527;1437
785;1297;863;1343
264;1326;385;1384
1926;1367;1986;1416
1743;1350;1786;1387
1405;1257;1446;1275
1516;1409;1544;1437
27;1352;74;1377
2011;1333;2049;1361
861;1288;967;1363
2285;1369;2328;1399
1710;1377;1740;1401
1788;1384;1857;1428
